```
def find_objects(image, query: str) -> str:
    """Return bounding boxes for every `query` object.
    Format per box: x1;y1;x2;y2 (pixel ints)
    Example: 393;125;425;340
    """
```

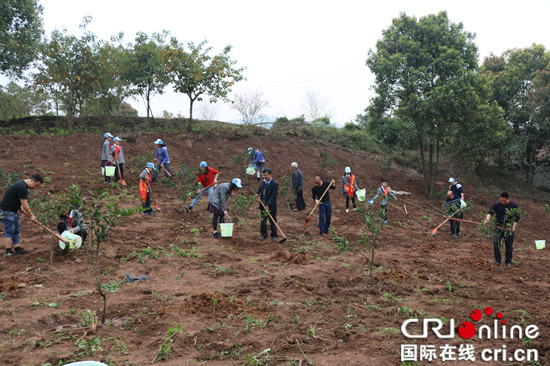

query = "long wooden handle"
257;196;286;238
22;211;68;243
160;163;172;177
306;181;333;220
431;207;461;235
448;217;510;230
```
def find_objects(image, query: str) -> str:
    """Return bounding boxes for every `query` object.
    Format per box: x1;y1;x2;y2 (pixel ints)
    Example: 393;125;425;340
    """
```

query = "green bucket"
356;189;366;202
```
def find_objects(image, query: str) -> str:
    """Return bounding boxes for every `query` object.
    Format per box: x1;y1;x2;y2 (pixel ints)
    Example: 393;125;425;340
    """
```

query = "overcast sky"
37;0;550;124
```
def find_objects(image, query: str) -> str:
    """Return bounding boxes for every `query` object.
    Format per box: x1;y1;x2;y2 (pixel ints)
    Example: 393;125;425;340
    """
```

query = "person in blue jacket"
256;168;279;241
248;147;265;181
152;139;171;181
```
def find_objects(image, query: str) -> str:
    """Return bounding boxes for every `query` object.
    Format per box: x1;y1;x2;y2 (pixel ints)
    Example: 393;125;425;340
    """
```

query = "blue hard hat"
232;178;243;188
146;162;156;170
200;161;208;168
154;139;164;145
113;137;122;142
104;132;113;138
248;147;253;152
448;177;455;183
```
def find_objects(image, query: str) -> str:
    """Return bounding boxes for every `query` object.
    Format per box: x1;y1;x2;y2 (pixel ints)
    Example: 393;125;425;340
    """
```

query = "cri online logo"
401;307;539;340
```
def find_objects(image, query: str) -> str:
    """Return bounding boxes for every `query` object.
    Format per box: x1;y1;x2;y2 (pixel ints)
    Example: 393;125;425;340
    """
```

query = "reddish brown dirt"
0;132;549;365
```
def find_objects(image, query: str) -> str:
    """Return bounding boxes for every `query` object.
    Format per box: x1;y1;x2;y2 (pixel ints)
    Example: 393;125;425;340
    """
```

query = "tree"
367;12;486;197
123;31;170;120
0;82;50;120
303;89;331;121
231;89;269;124
481;45;550;182
165;39;245;132
0;0;43;76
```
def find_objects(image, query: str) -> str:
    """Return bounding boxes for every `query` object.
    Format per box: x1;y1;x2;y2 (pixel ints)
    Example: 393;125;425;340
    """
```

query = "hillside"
0;131;549;366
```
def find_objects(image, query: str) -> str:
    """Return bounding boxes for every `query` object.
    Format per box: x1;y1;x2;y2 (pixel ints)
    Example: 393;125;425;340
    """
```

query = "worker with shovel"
139;163;156;215
152;139;171;182
373;179;397;224
208;178;243;238
312;176;336;235
1;174;43;257
444;191;462;237
256;168;279;241
483;192;520;267
111;137;126;185
187;161;219;212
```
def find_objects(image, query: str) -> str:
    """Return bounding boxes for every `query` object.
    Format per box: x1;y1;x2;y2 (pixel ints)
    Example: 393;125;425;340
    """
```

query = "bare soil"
0;132;549;366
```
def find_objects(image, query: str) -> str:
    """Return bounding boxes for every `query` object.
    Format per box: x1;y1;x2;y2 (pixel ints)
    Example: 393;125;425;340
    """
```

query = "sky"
35;0;550;125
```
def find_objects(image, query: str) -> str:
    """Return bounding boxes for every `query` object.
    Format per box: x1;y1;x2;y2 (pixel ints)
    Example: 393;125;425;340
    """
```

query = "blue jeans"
190;185;214;208
318;202;332;234
1;211;20;244
151;162;170;181
255;161;264;178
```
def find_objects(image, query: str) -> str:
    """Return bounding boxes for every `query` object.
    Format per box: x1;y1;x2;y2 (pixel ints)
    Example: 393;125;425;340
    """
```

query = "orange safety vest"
139;173;151;202
344;174;356;196
378;186;389;209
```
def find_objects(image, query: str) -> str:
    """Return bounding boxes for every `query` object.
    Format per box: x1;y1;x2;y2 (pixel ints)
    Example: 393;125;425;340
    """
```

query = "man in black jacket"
291;162;306;211
256;168;279;241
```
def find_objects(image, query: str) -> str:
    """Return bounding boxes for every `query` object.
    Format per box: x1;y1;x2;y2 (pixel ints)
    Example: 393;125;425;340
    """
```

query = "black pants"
295;190;306;211
260;210;277;238
450;212;462;235
493;230;514;264
115;163;124;181
142;192;153;214
213;213;225;231
346;194;356;209
101;160;111;182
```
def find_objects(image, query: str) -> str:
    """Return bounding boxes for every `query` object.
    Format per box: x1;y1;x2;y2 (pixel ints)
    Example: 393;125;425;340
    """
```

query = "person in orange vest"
111;137;125;183
139;163;156;215
341;167;361;213
373;178;397;224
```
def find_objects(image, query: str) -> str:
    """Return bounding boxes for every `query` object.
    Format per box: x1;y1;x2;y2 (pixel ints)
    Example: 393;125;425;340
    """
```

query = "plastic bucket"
101;166;115;177
219;223;234;237
58;231;83;250
245;166;256;175
356;189;366;202
63;362;109;366
535;240;546;250
460;200;467;209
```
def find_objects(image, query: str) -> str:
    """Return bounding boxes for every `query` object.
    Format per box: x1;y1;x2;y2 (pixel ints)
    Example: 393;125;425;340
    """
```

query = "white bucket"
535;240;546;250
101;166;115;177
63;362;109;366
58;230;83;250
356;189;366;202
245;166;256;175
219;223;234;237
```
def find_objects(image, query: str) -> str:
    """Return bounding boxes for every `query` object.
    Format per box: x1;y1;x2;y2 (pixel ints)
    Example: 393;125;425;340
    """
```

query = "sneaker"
492;260;500;264
186;206;193;212
257;177;260;181
258;236;267;241
14;247;30;255
457;233;462;238
213;232;220;239
4;250;18;258
353;208;357;211
271;237;278;241
384;221;388;225
346;209;349;213
506;262;512;267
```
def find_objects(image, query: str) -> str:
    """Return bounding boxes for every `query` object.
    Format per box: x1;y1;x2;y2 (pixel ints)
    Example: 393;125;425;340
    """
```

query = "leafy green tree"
482;45;550;183
0;82;50;120
123;31;170;119
165;39;245;131
367;12;496;197
0;0;43;76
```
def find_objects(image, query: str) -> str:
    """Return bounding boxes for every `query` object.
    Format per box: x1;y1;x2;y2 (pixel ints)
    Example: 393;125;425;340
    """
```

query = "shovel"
115;154;126;186
23;211;71;254
257;197;287;243
448;217;510;231
148;183;161;212
160;163;172;177
431;207;461;236
305;179;334;228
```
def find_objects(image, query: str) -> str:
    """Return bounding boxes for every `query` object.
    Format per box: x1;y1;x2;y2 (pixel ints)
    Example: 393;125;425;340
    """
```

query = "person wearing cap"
256;168;279;241
1;174;44;257
111;137;125;183
188;161;219;212
341;167;360;213
444;191;462;237
312;176;336;235
139;163;156;215
152;139;171;182
101;133;113;183
207;178;242;238
248;147;265;181
373;179;397;224
291;162;306;211
448;177;465;200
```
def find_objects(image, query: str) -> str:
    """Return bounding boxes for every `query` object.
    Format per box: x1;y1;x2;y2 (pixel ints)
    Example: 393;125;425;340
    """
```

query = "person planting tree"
207;178;242;238
483;192;520;267
248;146;265;182
373;179;397;224
57;206;87;241
256;168;279;241
444;191;462;237
187;161;219;212
152;139;171;181
311;176;336;235
111;137;126;184
341;166;361;213
101;132;113;183
1;174;44;257
139;163;156;215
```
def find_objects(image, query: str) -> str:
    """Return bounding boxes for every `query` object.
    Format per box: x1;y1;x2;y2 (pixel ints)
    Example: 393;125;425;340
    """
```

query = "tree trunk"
187;96;194;132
